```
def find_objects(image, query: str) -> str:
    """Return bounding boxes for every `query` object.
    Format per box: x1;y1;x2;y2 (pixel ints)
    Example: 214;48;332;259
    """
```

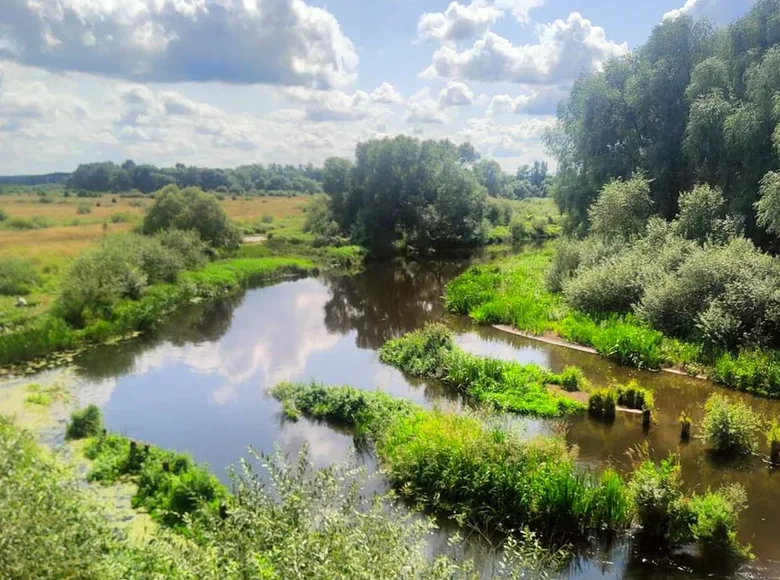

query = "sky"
0;0;758;175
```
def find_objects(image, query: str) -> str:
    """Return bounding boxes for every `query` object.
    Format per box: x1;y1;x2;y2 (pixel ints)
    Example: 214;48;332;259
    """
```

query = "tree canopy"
320;137;488;256
547;0;780;244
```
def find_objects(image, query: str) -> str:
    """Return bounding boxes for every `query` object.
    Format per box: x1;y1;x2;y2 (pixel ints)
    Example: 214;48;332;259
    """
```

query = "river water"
41;257;780;578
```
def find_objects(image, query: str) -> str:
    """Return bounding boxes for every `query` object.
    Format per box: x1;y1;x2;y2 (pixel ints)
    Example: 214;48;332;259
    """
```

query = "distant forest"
548;0;780;244
0;151;551;199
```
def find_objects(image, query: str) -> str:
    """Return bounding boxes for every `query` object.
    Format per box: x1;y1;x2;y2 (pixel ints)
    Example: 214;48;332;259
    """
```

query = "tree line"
548;0;780;245
66;160;324;195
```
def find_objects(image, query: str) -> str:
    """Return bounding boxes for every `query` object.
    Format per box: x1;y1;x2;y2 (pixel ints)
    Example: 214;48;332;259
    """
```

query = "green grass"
84;432;226;529
378;324;585;417
272;382;631;539
0;256;315;366
65;404;104;440
445;245;780;396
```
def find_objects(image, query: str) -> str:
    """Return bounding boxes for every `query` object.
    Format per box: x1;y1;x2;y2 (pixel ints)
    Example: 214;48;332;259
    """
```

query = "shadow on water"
47;253;780;579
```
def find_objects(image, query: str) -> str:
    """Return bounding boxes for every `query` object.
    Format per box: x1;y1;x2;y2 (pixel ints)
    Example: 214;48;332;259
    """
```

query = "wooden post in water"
771;441;780;465
642;408;651;427
681;421;691;441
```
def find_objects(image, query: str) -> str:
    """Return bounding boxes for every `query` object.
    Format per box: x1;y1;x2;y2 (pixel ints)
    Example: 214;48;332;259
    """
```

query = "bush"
701;394;761;455
0;258;39;296
142;185;242;249
629;456;685;540
65;405;104;440
57;234;195;327
588;175;653;240
109;212;130;223
554;366;587;392
688;484;750;558
77;203;92;215
510;220;530;242
0;208;7;222
156;229;208;270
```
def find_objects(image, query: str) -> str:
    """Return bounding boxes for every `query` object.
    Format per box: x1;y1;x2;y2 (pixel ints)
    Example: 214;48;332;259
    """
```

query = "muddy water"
39;257;780;578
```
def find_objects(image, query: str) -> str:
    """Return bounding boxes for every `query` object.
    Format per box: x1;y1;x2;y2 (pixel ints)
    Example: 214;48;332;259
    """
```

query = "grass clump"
65;404;104;440
588;387;617;419
0;257;40;296
379;324;584;417
551;366;588;392
25;383;68;406
85;433;226;528
273;382;630;540
701;394;761;455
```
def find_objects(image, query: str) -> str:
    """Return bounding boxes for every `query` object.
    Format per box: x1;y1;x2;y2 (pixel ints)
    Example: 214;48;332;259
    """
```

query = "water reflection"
59;257;780;579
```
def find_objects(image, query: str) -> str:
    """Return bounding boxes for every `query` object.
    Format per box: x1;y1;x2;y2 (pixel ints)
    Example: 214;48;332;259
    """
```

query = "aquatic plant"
65;404;104;440
767;420;780;464
379;325;584;417
552;366;588;392
587;387;617;419
273;382;631;540
679;410;693;441
701;394;761;455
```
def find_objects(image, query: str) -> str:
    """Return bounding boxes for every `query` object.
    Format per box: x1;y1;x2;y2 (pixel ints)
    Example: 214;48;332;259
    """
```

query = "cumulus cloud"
418;1;503;43
421;12;628;84
403;88;449;124
663;0;755;25
457;115;555;170
0;0;358;88
417;0;544;44
486;85;568;116
282;83;401;122
438;82;475;108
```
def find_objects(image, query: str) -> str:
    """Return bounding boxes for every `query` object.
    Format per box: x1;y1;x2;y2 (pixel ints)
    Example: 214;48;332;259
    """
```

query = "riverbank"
0;256;317;370
445;246;780;398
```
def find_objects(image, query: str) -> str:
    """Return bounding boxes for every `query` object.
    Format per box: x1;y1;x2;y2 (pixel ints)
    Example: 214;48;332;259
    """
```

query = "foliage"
767;420;780;446
0;257;39;296
379;324;584;417
142;185;242;249
57;233;201;327
756;170;780;236
687;485;751;558
273;383;631;539
587;388;617;419
555;366;588;392
675;184;738;243
629;456;685;541
701;394;762;455
0;256;315;365
325;136;488;256
65;404;104;440
548;2;780;240
587;176;653;240
67;159;323;195
85;432;225;528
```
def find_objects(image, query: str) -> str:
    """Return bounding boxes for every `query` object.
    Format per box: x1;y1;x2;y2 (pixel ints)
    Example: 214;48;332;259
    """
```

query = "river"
26;256;780;578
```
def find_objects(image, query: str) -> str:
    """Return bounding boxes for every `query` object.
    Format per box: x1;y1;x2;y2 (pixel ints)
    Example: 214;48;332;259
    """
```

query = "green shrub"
687;484;750;558
109;212;130;223
510;220;530;242
767;420;780;446
0;258;39;296
0;208;8;222
65;405;103;440
701;394;761;455
615;380;654;410
77;202;92;215
142;185;242;249
629;456;685;541
156;229;208;269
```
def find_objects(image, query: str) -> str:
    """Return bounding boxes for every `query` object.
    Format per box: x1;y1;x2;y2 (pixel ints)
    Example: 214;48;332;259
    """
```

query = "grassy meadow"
0;191;312;330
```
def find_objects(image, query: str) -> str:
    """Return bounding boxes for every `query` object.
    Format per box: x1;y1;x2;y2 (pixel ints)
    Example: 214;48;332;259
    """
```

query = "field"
0;192;311;326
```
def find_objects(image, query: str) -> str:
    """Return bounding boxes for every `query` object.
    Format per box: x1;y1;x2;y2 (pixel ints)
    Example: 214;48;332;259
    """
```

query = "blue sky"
0;0;757;174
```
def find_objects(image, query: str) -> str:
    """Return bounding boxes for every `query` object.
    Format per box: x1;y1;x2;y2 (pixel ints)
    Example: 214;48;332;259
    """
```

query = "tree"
322;157;354;230
588;175;653;240
142;185;241;249
675;184;730;243
473;159;507;197
756;171;780;236
457;142;480;166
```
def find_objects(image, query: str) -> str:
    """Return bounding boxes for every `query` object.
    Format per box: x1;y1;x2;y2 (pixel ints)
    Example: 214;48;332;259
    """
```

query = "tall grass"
446;246;780;395
379;324;584;417
701;394;762;455
272;382;631;540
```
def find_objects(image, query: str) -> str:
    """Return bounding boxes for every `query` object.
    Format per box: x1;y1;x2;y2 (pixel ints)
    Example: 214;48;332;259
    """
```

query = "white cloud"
418;1;503;43
370;82;404;104
417;0;545;44
403;88;450;124
493;0;545;23
486;85;568;116
0;0;358;88
662;0;755;25
282;83;400;122
421;12;628;84
457;115;556;170
438;82;475;108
